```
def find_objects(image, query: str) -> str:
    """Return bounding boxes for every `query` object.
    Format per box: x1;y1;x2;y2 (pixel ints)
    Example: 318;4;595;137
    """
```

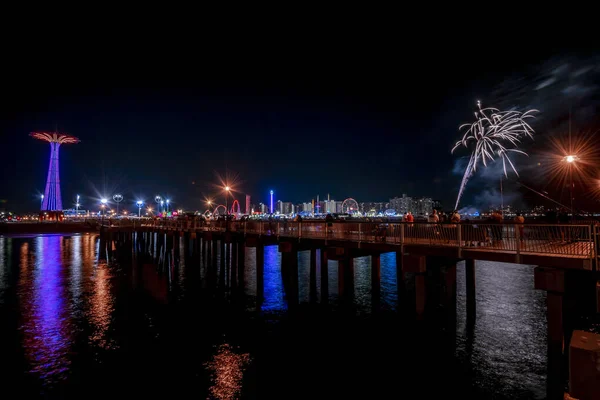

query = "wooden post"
256;245;264;302
396;250;406;304
403;254;426;317
219;240;226;288
445;263;457;310
466;259;476;317
310;248;317;303
237;241;245;289
231;241;238;288
534;267;565;400
320;249;329;304
372;253;381;310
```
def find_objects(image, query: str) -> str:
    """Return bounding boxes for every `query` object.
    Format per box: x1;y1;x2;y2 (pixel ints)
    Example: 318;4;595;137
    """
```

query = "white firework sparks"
452;101;538;209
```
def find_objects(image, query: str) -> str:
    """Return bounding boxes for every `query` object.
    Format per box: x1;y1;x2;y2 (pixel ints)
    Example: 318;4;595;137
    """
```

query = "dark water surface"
0;233;548;399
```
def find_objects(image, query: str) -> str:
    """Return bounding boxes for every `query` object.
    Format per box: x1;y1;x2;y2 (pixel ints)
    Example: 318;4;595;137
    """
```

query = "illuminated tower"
31;131;80;210
270;190;274;214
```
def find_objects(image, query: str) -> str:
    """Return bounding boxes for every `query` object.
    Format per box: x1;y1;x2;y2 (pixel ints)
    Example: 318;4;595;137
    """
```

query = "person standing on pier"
514;212;525;244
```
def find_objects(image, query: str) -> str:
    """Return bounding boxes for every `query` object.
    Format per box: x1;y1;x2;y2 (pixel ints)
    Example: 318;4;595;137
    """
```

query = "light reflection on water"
0;234;550;398
21;236;72;382
205;343;251;400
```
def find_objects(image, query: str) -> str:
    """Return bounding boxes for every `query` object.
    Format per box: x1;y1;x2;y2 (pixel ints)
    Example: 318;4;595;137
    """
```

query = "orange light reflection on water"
205;343;251;400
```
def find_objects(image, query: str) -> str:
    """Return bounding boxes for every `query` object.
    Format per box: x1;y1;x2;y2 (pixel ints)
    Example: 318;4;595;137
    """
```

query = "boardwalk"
105;219;598;269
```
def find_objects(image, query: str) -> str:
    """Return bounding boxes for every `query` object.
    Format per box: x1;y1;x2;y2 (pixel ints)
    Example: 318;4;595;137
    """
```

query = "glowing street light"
155;196;162;214
40;194;44;209
136;200;143;217
76;194;80;215
113;194;123;215
224;186;231;215
563;155;578;163
166;199;170;214
562;154;579;219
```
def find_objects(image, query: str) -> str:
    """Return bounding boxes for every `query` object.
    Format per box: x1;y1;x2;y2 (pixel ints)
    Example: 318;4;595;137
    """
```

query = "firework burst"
452;101;538;209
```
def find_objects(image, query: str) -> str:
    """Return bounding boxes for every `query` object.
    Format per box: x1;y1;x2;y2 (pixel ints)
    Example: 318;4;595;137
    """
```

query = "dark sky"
1;40;598;213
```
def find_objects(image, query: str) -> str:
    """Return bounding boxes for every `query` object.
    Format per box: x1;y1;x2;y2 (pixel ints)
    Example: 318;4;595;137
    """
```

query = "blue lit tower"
31;131;80;210
270;190;274;214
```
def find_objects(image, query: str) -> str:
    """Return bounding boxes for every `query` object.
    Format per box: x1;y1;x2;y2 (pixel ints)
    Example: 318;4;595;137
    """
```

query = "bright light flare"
211;170;243;198
563;155;578;163
537;131;599;198
100;198;108;204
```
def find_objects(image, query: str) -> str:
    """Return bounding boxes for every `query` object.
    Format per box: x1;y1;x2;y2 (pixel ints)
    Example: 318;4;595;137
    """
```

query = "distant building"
302;202;313;214
412;197;433;216
335;201;343;213
389;194;433;216
259;202;268;214
325;200;336;213
389;194;412;214
361;202;387;214
281;202;293;215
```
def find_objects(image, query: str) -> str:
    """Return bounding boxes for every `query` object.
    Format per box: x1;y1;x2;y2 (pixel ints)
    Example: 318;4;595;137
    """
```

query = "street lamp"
76;194;80;216
113;194;123;216
562;154;579;220
40;194;44;209
166;199;170;214
100;198;107;224
155;196;162;214
136;200;143;217
225;186;231;215
160;200;164;214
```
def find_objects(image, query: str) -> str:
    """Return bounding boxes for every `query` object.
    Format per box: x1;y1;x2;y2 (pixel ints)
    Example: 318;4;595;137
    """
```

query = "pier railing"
101;219;598;260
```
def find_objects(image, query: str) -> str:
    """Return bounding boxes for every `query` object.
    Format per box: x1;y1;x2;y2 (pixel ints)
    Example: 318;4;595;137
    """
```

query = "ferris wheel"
212;205;227;217
341;198;359;214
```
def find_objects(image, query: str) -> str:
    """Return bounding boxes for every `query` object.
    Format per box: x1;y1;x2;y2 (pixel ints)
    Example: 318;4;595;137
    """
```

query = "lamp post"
155;196;162;215
76;194;80;216
136;200;143;217
40;194;44;209
160;200;164;215
166;199;170;214
225;187;231;215
113;194;123;216
100;198;107;224
563;155;579;220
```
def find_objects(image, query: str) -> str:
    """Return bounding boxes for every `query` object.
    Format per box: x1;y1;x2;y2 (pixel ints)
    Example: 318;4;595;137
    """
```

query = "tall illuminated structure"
270;190;274;214
31;132;80;211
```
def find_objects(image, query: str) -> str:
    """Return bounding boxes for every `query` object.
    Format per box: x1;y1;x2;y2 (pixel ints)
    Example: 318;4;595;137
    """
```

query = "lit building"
390;194;412;214
302;202;313;214
281;202;293;215
325;200;336;213
259;202;268;214
412;197;433;216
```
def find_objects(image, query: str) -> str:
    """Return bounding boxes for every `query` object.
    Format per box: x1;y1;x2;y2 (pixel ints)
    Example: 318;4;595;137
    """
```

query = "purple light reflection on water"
20;235;72;383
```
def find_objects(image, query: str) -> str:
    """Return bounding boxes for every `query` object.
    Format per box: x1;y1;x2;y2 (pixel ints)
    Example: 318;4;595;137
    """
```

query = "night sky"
2;41;598;213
